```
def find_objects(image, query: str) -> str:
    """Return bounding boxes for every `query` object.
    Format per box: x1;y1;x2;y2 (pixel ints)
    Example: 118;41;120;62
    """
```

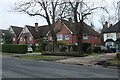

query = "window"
107;33;113;37
29;36;32;41
13;38;15;41
57;34;63;41
65;34;70;40
83;35;88;40
50;36;52;40
20;37;23;41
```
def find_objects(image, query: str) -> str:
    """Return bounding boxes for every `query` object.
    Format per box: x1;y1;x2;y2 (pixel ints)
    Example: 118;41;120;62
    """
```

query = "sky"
0;0;119;31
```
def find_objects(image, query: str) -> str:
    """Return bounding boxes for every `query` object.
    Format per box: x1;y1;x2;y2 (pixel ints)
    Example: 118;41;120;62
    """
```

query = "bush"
31;45;36;51
60;46;67;52
2;44;27;54
116;53;120;59
42;52;86;57
70;43;91;52
86;47;93;54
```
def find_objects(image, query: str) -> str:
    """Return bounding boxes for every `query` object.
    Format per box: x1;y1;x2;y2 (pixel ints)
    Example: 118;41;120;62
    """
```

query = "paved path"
2;55;118;78
56;53;116;66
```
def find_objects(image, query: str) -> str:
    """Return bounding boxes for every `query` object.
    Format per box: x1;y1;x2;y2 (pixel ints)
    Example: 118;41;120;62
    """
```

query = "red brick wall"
48;20;101;45
19;33;35;44
48;20;74;44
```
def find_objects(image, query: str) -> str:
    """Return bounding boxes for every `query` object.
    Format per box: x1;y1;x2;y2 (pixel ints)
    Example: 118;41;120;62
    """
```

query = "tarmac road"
2;55;119;78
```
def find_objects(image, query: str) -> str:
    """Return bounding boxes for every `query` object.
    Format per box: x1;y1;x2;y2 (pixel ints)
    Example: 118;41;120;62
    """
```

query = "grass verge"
88;53;104;56
17;55;67;61
0;52;11;55
106;58;120;65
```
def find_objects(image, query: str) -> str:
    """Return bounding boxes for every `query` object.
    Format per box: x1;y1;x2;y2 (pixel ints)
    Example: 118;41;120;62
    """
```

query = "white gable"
9;27;14;34
104;33;117;42
18;26;33;39
22;27;29;33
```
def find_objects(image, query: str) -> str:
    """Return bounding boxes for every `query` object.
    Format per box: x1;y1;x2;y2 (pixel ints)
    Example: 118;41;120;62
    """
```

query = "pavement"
2;55;118;78
56;53;117;66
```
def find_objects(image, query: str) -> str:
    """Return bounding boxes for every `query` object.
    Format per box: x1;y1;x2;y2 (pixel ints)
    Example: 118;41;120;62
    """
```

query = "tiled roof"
10;26;23;37
62;20;100;36
26;25;49;39
103;21;120;33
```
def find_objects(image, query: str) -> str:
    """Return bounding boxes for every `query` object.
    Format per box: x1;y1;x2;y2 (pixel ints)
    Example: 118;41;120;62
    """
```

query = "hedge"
42;52;86;57
2;44;27;54
72;43;91;52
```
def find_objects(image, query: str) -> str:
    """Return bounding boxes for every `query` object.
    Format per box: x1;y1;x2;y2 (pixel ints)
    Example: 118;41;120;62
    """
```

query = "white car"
28;46;33;53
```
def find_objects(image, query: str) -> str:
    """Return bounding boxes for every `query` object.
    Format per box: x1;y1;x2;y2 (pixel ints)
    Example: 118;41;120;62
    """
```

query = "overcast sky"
0;0;119;31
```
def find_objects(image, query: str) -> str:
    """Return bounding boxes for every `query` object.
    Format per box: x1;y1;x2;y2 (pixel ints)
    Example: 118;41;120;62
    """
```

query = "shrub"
82;43;91;53
57;41;67;46
31;45;36;51
2;44;27;54
116;53;120;59
86;47;93;54
70;43;91;52
42;52;85;57
60;46;67;52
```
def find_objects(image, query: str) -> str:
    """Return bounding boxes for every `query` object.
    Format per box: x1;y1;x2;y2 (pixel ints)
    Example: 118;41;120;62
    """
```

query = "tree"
67;0;107;54
12;0;67;52
3;31;13;44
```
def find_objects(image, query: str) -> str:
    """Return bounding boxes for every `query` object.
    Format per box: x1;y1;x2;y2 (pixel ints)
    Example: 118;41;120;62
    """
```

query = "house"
103;21;120;51
18;23;49;45
47;20;101;45
0;29;7;44
9;26;23;44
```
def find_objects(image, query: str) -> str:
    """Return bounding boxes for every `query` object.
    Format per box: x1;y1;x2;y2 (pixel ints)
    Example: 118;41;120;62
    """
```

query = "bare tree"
12;0;67;52
68;0;107;54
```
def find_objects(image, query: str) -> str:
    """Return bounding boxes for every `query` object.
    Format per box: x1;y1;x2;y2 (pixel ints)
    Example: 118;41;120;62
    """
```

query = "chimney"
104;21;108;28
35;23;39;31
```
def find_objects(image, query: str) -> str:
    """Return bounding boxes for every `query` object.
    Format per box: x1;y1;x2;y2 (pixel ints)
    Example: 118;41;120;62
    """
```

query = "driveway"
2;55;118;78
56;53;116;66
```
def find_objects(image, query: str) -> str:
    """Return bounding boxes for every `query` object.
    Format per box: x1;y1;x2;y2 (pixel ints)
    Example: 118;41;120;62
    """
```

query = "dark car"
93;46;108;53
108;46;116;53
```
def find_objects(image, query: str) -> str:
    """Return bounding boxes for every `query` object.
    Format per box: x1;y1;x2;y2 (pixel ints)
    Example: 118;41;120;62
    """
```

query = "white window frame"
57;34;63;41
50;36;52;40
83;34;88;40
65;34;70;40
29;36;32;41
20;37;23;41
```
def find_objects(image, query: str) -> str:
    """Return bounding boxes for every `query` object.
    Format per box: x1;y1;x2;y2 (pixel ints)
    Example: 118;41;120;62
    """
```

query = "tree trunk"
51;31;57;53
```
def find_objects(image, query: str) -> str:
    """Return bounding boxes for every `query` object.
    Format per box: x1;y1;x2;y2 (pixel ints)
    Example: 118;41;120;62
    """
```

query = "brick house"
0;29;7;44
18;23;49;45
47;20;101;45
9;26;23;44
103;21;120;51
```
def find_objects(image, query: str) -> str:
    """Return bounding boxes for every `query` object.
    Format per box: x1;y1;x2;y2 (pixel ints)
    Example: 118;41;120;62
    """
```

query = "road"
2;55;119;78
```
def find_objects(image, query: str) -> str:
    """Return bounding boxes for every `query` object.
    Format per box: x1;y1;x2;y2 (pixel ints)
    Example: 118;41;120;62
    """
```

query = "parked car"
108;46;116;53
93;46;108;53
28;46;33;53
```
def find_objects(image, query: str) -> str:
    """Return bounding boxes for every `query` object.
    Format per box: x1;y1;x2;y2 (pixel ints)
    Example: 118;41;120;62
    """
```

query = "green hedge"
42;52;86;57
2;44;27;54
72;43;91;52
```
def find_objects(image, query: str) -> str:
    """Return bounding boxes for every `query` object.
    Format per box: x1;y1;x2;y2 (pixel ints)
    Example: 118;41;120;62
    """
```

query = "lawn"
88;53;104;56
0;52;11;55
17;55;67;61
